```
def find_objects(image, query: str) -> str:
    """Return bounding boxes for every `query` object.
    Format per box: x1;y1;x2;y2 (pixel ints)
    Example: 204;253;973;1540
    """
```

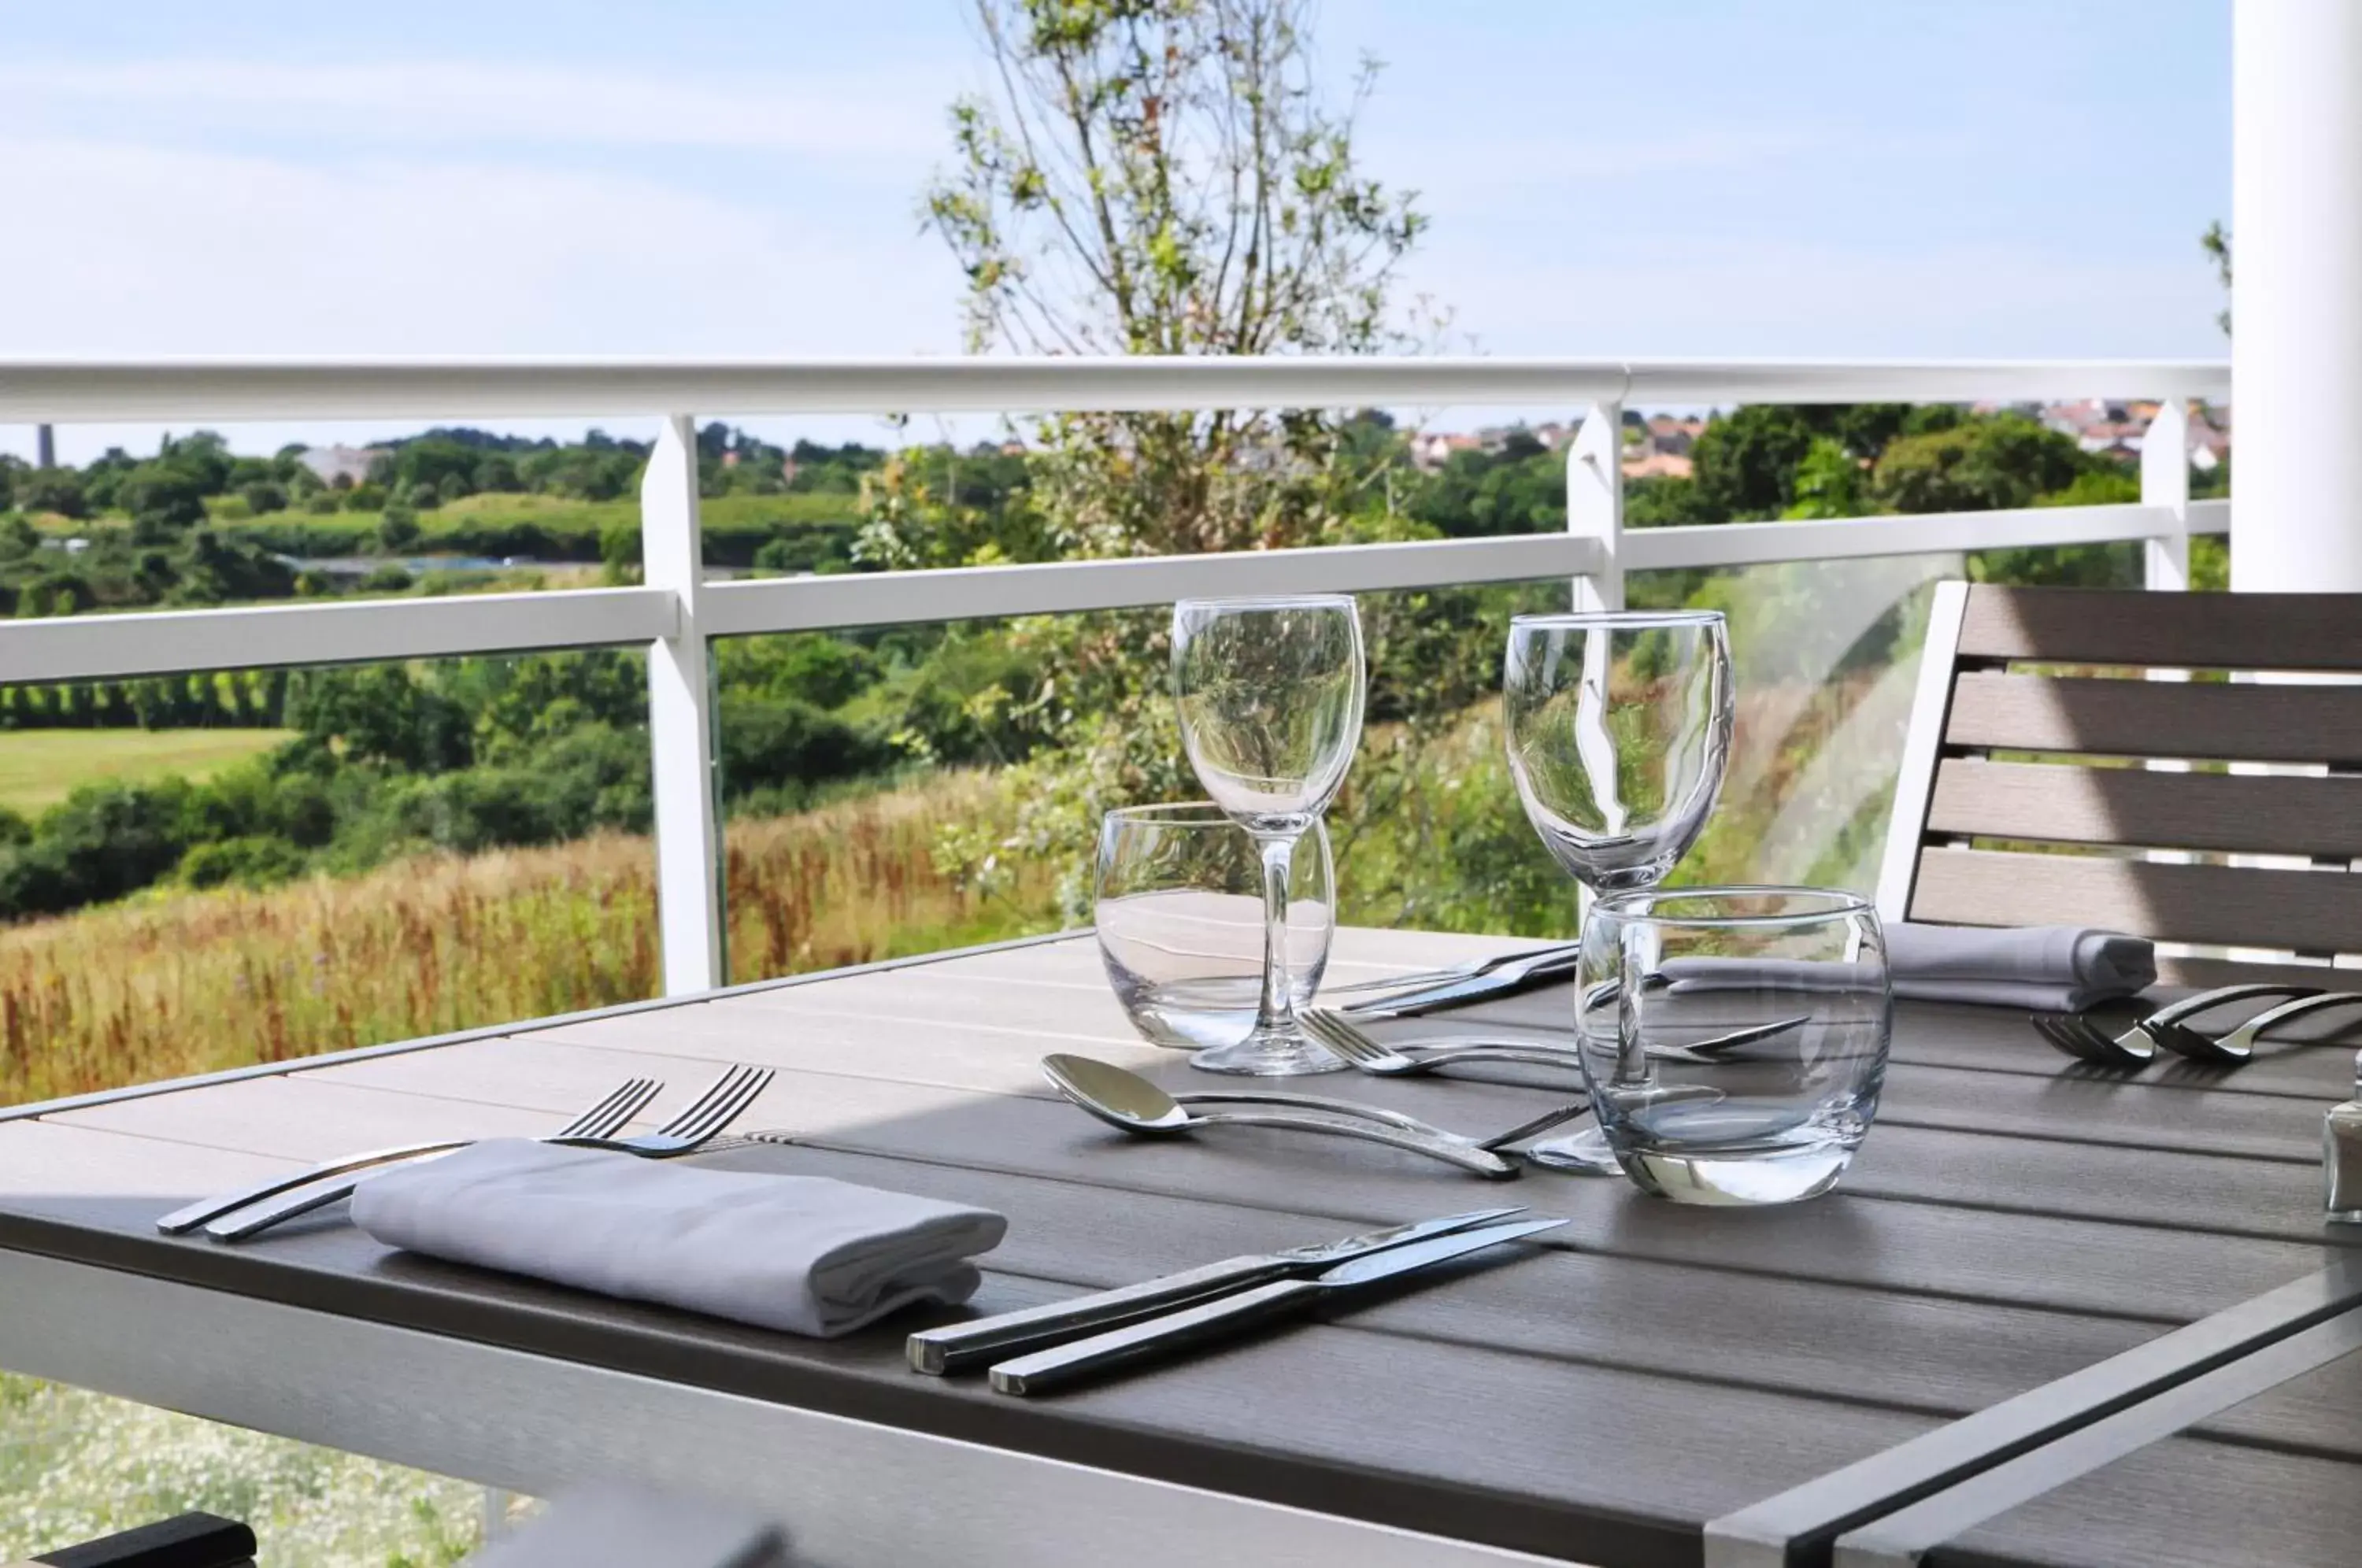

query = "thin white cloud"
0;57;957;157
0;134;960;356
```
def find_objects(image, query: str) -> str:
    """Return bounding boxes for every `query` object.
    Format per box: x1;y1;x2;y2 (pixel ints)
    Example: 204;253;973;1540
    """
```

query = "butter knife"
905;1205;1525;1375
988;1216;1569;1396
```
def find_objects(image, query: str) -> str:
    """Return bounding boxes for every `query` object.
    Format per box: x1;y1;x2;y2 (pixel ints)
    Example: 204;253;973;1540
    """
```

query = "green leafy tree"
924;0;1427;560
1873;413;2090;514
2202;220;2232;336
117;464;210;537
239;480;288;515
1782;437;1871;520
18;467;88;520
915;0;1435;911
1691;405;1817;519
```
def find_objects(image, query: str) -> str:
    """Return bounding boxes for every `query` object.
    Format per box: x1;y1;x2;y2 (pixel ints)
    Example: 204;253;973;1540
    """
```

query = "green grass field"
0;730;292;815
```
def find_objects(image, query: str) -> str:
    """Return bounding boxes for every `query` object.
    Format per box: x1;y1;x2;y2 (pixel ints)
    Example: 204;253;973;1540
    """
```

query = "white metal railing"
0;357;2231;993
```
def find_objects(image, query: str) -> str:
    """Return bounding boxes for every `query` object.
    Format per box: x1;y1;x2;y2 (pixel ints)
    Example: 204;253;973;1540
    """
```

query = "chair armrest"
28;1512;255;1568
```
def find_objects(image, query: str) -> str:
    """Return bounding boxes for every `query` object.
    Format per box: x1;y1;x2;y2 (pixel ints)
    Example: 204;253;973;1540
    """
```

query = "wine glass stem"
1253;831;1298;1038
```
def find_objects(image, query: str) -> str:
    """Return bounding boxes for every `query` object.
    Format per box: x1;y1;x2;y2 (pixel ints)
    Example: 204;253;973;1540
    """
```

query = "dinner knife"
905;1205;1527;1375
1340;950;1583;1019
987;1215;1569;1396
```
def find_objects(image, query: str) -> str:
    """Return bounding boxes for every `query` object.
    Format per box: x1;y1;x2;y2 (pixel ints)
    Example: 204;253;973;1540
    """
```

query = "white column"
2141;398;2190;590
1568;401;1624;612
642;415;724;995
2232;0;2362;590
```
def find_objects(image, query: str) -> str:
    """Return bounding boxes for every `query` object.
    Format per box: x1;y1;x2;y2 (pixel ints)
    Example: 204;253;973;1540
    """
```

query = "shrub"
0;782;197;919
376;508;421;552
117;464;210;532
240;481;289;515
717;697;884;796
18;468;88;520
178;835;309;889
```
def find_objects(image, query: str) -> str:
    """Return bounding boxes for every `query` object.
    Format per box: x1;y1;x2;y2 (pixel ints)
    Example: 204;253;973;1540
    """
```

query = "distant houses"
1408;413;1701;479
1406;402;2224;479
2028;398;2231;473
298;444;387;488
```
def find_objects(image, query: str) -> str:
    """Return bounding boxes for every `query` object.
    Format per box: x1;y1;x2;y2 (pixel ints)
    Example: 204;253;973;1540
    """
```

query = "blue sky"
0;1;2231;460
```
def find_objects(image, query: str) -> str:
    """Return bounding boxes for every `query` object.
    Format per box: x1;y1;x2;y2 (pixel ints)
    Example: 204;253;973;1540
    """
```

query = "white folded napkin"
1662;923;2153;1012
351;1140;1006;1338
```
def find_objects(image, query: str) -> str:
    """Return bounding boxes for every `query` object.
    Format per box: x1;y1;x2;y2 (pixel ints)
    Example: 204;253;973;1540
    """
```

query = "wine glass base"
1521;1126;1625;1175
1190;1030;1349;1076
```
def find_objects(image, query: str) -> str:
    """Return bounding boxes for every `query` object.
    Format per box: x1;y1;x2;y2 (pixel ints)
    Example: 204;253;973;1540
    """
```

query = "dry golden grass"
0;771;1060;1108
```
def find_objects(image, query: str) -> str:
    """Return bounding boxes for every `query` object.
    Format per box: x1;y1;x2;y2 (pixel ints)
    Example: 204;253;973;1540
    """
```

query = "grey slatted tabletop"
0;927;2356;1568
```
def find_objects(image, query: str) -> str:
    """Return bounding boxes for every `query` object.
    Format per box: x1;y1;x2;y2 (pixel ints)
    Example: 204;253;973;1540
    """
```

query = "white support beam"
2141;399;2192;591
0;357;2227;425
1568;401;1625;612
2233;0;2362;590
701;533;1602;637
1619;503;2212;574
642;416;724;997
0;588;674;684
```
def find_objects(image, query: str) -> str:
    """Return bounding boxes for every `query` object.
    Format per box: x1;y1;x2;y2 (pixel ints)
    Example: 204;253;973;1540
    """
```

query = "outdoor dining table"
3;925;2362;1568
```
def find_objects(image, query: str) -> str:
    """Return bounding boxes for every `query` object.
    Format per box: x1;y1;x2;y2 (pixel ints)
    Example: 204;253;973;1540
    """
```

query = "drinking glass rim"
1591;885;1873;927
1103;801;1231;826
1175;594;1359;612
1509;609;1726;632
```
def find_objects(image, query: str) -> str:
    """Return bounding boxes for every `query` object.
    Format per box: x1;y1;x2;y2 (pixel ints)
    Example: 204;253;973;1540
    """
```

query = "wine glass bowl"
1503;611;1734;893
1174;597;1366;833
1171;595;1367;1075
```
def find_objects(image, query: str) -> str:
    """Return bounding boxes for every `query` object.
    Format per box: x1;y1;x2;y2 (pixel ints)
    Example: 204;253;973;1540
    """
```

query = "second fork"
205;1064;776;1242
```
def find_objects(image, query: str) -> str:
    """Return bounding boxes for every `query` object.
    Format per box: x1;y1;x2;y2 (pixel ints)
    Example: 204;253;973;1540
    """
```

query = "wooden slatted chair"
1875;581;2362;990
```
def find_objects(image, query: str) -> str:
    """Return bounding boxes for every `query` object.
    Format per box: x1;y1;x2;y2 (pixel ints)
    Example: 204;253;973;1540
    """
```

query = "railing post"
642;415;724;995
2142;398;2191;590
1568;400;1625;612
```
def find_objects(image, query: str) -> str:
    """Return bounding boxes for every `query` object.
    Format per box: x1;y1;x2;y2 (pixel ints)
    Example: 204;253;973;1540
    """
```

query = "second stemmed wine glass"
1172;595;1367;1075
1504;609;1734;1168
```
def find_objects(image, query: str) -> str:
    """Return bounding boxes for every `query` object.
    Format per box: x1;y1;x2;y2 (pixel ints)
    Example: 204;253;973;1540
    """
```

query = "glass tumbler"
1095;803;1335;1052
1575;887;1890;1206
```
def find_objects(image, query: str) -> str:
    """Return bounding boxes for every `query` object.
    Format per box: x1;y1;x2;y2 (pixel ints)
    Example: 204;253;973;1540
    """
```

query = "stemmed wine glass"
1172;595;1367;1075
1503;609;1734;1168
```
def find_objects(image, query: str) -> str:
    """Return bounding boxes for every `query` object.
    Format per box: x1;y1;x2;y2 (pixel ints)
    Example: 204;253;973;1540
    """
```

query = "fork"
2031;983;2326;1067
2153;989;2362;1064
157;1076;664;1236
1305;1007;1810;1076
205;1065;776;1242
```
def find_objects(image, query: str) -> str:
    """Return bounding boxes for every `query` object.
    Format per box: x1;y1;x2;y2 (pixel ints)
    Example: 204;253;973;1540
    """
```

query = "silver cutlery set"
2034;983;2362;1067
141;948;1805;1396
907;1206;1567;1396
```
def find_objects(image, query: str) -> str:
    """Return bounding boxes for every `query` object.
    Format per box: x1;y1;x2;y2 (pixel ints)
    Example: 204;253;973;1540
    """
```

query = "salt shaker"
2325;1051;2362;1221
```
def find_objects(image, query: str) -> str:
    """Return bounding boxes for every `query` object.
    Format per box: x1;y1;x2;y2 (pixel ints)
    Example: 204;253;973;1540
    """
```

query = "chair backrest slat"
1910;847;2362;952
1946;671;2362;764
1927;759;2362;860
1880;583;2362;964
1957;586;2362;671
